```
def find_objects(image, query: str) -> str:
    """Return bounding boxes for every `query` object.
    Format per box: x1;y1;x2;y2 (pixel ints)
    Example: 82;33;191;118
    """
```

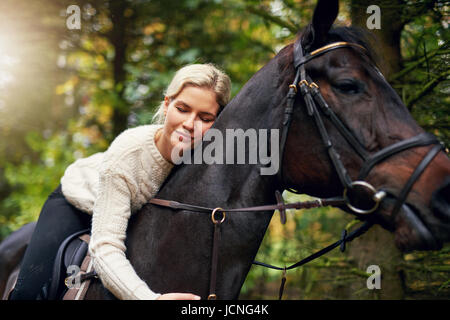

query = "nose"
431;176;450;221
182;113;196;132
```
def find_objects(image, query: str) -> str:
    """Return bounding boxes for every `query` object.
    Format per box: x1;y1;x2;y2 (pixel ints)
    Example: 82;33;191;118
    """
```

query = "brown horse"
1;0;449;300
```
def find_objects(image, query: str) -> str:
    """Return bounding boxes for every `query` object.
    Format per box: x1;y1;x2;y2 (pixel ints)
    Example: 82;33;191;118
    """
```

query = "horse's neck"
121;57;287;300
161;155;277;209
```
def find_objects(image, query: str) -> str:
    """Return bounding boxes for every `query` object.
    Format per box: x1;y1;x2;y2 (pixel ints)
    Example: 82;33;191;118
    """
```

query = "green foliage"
394;11;449;145
240;193;359;299
242;192;450;299
0;128;105;238
401;247;450;299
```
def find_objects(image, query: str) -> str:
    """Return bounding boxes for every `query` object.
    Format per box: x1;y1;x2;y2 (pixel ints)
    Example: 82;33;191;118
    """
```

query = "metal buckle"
343;181;386;214
211;207;226;224
208;294;217;300
309;82;319;89
299;79;309;87
64;277;71;288
289;84;298;93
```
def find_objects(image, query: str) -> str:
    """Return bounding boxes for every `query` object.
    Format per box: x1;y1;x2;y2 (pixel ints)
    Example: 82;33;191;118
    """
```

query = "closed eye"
176;105;215;122
200;117;215;122
176;106;188;112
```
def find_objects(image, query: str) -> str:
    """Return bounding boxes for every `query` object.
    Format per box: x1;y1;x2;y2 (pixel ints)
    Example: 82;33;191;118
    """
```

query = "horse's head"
277;0;450;252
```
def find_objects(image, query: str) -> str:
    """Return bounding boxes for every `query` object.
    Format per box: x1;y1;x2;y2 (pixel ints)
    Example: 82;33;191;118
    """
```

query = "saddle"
39;229;98;300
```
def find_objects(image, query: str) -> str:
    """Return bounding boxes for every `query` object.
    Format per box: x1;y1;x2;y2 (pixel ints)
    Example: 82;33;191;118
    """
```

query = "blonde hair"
152;63;231;124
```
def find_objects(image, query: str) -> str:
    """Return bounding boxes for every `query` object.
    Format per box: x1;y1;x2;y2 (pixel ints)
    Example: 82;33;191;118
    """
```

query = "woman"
10;63;232;300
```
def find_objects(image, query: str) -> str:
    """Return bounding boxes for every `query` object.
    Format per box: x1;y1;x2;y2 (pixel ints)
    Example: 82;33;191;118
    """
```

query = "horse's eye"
333;79;364;95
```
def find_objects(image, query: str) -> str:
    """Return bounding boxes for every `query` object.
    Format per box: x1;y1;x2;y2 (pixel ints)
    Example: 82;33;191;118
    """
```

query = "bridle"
148;40;444;300
278;40;443;219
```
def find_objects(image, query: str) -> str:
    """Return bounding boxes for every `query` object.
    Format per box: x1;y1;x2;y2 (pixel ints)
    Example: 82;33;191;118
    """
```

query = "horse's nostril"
431;176;450;222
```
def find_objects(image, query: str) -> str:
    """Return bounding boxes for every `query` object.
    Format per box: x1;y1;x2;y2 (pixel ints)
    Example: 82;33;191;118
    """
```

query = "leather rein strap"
149;194;350;300
149;195;373;300
149;195;344;215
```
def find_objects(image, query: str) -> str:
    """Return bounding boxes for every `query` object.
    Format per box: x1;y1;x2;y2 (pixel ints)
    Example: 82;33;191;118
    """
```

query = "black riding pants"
9;185;91;300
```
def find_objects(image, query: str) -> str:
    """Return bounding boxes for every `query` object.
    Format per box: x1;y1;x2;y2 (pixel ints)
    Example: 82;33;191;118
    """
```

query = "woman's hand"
157;293;201;300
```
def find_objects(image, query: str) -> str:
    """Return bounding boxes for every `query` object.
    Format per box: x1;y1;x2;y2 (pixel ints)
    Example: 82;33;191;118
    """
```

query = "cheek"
202;121;213;131
197;121;214;136
165;107;182;129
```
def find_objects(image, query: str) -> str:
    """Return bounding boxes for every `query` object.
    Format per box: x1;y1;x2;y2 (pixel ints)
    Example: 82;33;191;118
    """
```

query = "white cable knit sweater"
60;124;174;300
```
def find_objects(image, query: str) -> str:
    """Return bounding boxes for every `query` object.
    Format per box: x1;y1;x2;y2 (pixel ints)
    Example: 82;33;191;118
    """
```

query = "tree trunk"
350;0;405;78
346;225;404;299
347;0;406;299
108;0;131;139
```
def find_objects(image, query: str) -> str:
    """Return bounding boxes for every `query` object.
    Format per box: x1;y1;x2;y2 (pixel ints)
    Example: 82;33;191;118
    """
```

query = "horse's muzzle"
400;203;441;251
396;175;450;252
380;193;443;252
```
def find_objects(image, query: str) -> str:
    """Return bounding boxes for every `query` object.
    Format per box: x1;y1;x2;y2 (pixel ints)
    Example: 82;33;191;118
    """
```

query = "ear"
301;0;339;51
164;96;170;116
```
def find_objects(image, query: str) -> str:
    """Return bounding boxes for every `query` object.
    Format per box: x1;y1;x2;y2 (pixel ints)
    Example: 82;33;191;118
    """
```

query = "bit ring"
343;181;386;214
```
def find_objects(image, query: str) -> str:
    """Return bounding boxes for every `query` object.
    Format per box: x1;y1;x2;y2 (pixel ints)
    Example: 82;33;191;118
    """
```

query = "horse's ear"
301;0;339;51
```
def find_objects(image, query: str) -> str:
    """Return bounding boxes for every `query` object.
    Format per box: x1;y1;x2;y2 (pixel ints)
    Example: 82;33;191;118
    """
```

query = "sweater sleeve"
89;166;161;300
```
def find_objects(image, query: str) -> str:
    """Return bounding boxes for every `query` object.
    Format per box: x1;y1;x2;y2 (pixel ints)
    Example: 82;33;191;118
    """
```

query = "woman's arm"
89;168;160;300
88;125;201;300
89;166;201;300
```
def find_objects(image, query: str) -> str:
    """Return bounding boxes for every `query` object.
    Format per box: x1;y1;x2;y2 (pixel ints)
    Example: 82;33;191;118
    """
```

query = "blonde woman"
10;64;232;300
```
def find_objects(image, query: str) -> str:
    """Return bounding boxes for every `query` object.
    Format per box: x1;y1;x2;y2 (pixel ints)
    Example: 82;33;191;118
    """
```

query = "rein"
149;195;373;300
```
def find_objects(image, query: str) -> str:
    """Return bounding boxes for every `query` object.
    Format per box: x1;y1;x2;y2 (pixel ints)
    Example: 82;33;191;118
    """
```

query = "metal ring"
211;207;226;224
208;294;217;300
343;181;386;215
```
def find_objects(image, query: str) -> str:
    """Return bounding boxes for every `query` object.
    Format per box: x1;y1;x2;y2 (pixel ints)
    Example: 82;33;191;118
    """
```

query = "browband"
294;41;366;68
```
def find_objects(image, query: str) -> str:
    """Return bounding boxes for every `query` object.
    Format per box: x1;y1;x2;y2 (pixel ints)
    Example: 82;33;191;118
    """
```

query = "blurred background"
0;0;448;299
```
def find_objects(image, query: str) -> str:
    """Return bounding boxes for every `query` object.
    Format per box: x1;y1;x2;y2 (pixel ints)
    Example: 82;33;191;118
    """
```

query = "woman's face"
162;85;220;159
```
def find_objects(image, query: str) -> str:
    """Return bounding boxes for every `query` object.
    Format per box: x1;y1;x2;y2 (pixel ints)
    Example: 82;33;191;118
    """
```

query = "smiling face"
156;85;220;163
